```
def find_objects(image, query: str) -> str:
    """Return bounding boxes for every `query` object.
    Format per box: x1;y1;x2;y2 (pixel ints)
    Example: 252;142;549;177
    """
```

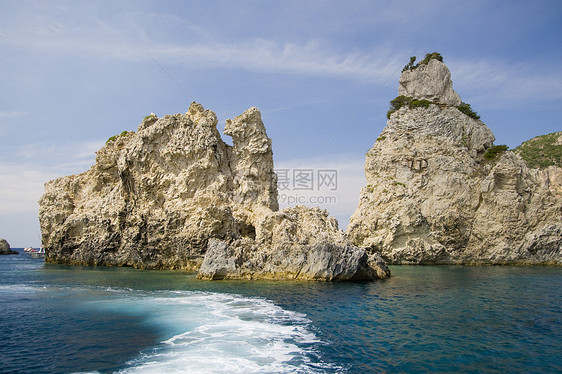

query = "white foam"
0;284;43;294
98;291;339;373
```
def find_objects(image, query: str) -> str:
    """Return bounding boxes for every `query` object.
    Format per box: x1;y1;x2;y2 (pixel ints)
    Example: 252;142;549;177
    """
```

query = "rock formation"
515;131;562;196
0;239;17;255
347;54;562;265
198;206;389;280
399;56;461;106
39;103;389;280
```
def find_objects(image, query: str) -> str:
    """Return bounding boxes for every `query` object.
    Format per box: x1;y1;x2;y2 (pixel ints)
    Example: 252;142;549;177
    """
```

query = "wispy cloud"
448;58;562;107
5;6;561;107
4;32;402;84
13;139;104;174
0;138;104;216
0;162;57;215
155;40;402;82
0;138;104;215
0;111;27;119
0;5;402;83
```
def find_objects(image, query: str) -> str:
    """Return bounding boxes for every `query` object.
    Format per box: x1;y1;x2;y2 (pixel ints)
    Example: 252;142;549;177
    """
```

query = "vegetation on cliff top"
387;97;481;121
514;132;562;168
402;52;444;72
106;130;132;144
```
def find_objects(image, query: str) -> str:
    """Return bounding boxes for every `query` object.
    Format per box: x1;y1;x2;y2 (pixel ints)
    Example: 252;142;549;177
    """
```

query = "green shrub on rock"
106;130;133;145
483;145;508;161
457;102;480;120
418;52;443;66
402;52;444;72
402;56;417;72
387;95;411;118
387;95;436;119
410;99;433;109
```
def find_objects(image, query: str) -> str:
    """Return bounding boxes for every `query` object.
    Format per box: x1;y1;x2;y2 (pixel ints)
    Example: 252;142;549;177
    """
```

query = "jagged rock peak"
399;53;462;106
347;56;562;265
39;102;278;269
39;103;388;280
224;106;279;212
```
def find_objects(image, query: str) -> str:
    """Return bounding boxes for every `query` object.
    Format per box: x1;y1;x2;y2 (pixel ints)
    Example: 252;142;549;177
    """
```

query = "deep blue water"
1;249;561;373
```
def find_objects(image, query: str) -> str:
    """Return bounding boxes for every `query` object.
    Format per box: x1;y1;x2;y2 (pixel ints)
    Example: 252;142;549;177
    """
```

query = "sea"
1;249;560;374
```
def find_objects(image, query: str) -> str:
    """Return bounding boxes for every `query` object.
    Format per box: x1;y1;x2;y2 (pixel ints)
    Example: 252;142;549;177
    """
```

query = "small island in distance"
0;238;18;255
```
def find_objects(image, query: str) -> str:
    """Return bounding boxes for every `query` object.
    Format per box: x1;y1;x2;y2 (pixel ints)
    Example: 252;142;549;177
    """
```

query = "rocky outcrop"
39;103;389;280
0;239;17;255
198;206;389;280
347;55;562;265
515;131;562;196
399;57;461;106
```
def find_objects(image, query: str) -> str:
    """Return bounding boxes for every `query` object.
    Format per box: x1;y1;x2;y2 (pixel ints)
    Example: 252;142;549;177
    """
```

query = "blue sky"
1;0;561;247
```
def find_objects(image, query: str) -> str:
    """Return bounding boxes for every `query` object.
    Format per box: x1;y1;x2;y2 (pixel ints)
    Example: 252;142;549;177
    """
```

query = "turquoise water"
1;250;561;373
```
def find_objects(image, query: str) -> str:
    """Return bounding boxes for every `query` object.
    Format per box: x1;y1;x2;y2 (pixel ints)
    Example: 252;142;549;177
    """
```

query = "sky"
1;0;561;247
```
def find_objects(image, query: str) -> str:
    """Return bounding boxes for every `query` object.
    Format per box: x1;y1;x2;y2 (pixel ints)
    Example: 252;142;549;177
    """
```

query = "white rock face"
348;60;562;264
538;165;562;196
399;58;462;106
39;102;389;280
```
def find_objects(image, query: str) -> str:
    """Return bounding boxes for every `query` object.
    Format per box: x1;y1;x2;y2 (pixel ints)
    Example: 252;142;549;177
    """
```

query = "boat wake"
86;290;341;373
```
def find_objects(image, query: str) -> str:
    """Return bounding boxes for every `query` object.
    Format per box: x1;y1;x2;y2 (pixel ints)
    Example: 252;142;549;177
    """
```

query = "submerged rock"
0;239;17;255
39;103;388;280
347;54;562;265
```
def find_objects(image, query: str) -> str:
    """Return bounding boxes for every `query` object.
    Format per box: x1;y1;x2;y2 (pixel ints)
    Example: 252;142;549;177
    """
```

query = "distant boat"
27;246;46;258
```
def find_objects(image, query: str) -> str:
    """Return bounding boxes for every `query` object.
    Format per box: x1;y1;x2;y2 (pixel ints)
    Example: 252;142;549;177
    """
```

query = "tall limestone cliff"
39;102;389;280
347;54;562;265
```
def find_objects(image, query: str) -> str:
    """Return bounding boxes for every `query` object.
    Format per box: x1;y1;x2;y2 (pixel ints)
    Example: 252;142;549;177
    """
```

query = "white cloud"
0;161;53;246
0;162;56;215
0;138;102;246
0;138;104;215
